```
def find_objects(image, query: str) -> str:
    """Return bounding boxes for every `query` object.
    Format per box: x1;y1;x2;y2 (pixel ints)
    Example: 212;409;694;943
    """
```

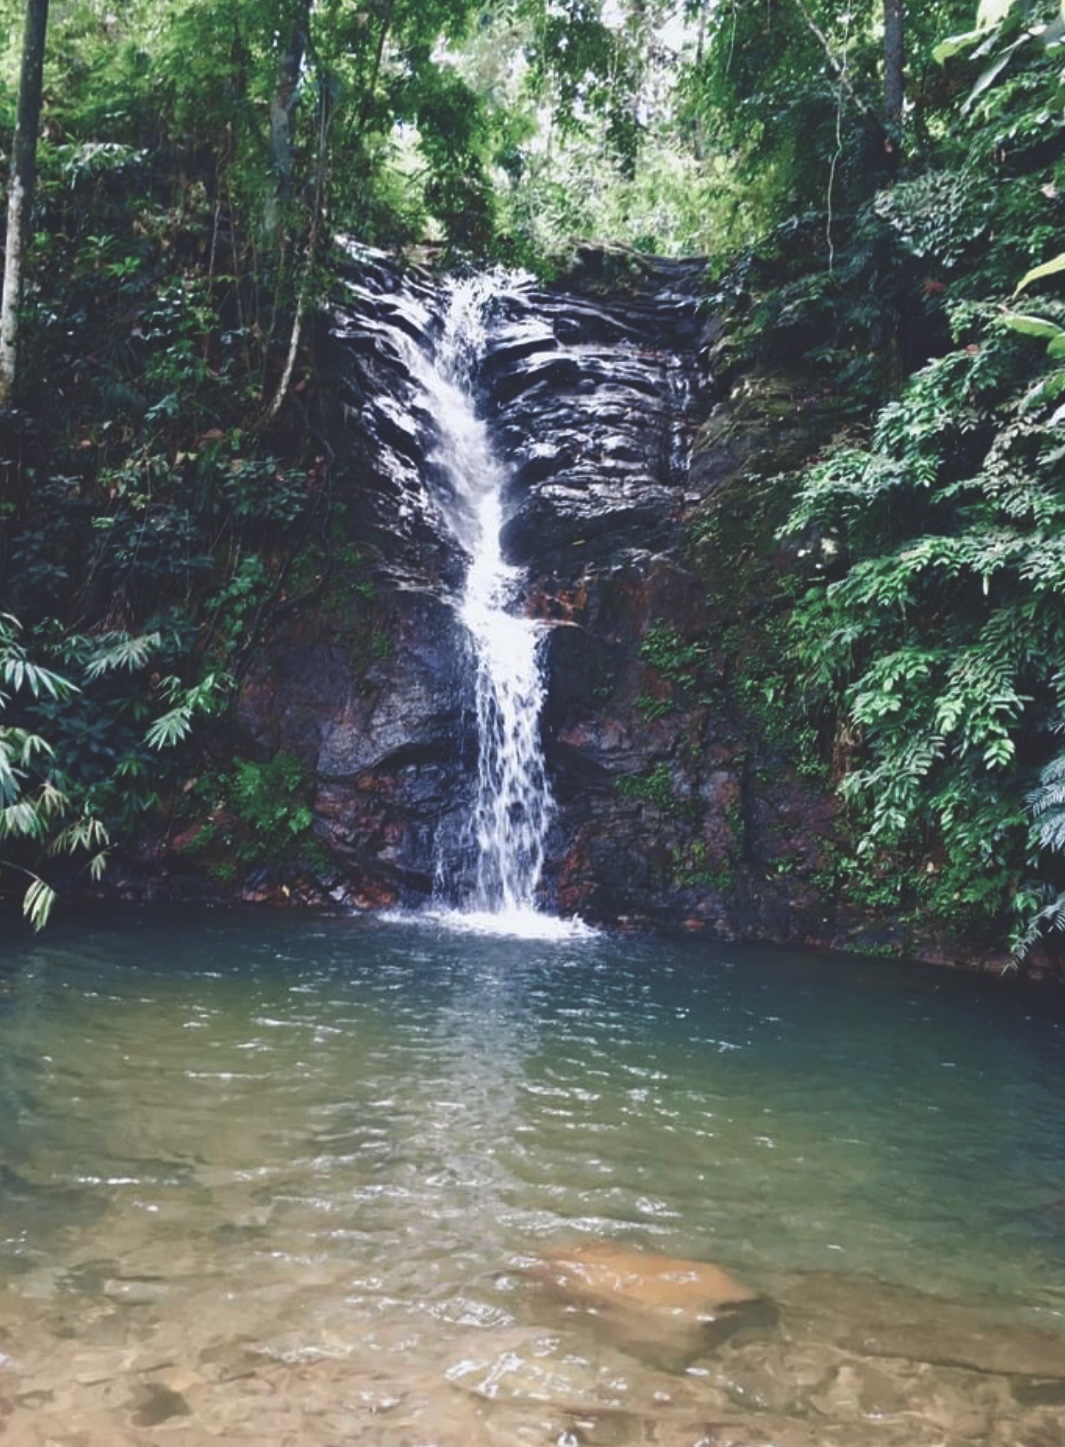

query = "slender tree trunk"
264;1;312;249
0;0;50;410
883;0;904;172
792;0;864;114
355;0;396;140
261;73;332;427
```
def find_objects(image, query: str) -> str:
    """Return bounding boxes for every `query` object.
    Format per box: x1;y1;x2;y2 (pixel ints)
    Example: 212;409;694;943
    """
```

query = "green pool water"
0;911;1062;1445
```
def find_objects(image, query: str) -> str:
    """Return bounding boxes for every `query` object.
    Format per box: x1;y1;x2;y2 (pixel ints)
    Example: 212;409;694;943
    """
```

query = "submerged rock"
536;1241;757;1317
532;1241;773;1369
773;1270;1065;1380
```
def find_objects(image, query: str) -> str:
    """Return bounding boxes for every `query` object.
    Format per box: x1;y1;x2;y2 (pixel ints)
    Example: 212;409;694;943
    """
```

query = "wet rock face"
484;253;706;581
226;243;982;958
317;247;466;596
236;586;472;908
232;245;736;917
472;252;861;946
231;252;476;907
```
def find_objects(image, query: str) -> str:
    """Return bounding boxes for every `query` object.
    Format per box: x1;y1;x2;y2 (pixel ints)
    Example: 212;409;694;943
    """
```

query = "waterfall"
422;275;566;935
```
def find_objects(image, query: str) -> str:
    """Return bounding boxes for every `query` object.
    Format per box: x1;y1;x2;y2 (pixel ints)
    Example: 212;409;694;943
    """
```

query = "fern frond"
1012;888;1065;958
82;631;162;680
22;877;57;932
1027;751;1065;816
0;657;78;701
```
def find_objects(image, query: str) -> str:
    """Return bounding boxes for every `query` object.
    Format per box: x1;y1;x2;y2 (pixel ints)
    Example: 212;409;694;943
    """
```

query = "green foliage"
407;65;497;251
1028;748;1065;855
445;0;738;259
640;622;701;680
777;0;1065;951
0;614;82;927
185;751;316;875
634;692;676;721
10;0;1065;958
144;672;230;750
670;838;732;891
0;607;231;925
703;194;949;413
682;0;978;228
615;763;676;809
230;753;314;845
634;620;708;717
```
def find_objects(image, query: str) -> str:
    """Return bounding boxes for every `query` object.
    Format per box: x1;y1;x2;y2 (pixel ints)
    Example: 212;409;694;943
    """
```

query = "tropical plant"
0;613;104;928
778;0;1065;951
0;614;228;926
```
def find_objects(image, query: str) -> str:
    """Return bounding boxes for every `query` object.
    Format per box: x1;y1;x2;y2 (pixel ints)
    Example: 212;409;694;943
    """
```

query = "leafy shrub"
0;616;223;926
616;764;677;810
184;752;316;876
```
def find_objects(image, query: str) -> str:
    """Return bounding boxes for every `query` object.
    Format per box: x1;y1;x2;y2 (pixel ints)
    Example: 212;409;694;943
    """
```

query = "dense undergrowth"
0;167;326;920
701;1;1065;961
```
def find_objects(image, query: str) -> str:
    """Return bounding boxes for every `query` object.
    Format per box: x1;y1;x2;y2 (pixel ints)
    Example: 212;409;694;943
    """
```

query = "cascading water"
420;275;564;934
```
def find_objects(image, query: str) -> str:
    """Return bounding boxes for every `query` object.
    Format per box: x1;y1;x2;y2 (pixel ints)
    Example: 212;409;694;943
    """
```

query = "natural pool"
0;911;1063;1445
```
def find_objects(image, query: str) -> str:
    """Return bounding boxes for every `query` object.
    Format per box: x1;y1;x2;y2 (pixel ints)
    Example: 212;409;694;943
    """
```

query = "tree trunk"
883;0;904;173
264;0;312;249
355;0;397;141
0;0;50;411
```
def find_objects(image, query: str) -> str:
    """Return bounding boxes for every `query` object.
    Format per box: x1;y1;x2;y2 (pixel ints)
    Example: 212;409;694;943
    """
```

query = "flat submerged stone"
537;1241;757;1319
774;1270;1065;1380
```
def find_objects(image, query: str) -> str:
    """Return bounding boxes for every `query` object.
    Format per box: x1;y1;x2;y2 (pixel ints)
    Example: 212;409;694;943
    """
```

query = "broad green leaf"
0;801;45;839
1000;311;1065;339
1014;252;1065;294
18;731;54;765
49;816;109;856
933;28;983;63
36;780;67;817
977;0;1018;27
22;877;56;931
963;37;1029;110
1;658;76;700
1020;367;1065;411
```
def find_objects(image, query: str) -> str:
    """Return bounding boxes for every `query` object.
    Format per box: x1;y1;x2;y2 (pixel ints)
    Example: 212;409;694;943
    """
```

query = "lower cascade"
424;275;560;932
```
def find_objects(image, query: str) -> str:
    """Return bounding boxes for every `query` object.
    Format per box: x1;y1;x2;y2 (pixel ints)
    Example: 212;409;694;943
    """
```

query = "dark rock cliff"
475;250;863;948
190;244;1008;966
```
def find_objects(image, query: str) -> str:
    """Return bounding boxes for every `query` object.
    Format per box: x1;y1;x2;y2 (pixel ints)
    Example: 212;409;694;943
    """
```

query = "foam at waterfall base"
416;905;597;941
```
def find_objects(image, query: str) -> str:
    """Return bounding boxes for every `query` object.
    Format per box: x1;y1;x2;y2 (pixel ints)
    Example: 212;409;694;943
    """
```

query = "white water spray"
425;276;569;936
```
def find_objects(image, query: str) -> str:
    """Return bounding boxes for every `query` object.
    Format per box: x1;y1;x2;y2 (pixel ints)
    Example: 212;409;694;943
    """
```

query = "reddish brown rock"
537;1241;757;1320
531;1241;772;1369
